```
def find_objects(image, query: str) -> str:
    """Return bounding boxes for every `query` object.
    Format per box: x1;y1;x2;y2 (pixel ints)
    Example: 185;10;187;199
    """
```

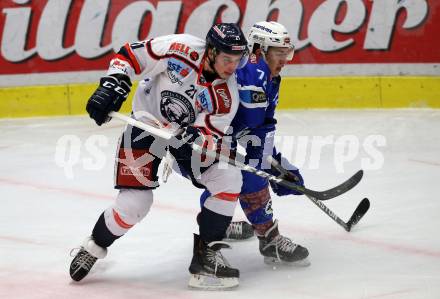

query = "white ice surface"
1;110;439;299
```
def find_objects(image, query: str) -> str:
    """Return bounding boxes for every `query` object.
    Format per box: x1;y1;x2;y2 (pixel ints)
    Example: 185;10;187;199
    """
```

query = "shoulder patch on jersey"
213;83;232;114
196;88;214;113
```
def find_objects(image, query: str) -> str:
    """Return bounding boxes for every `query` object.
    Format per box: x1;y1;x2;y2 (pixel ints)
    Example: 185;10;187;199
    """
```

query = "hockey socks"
92;212;121;248
198;206;232;242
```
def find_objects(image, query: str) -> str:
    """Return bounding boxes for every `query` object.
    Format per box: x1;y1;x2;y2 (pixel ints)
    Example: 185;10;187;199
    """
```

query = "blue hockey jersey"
232;57;280;170
199;58;302;211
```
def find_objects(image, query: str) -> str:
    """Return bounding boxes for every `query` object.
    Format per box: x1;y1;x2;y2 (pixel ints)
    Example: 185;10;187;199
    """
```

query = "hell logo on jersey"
168;42;199;61
160;90;195;126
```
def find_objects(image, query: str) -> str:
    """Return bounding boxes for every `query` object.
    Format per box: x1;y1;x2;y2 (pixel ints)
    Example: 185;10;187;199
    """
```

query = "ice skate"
258;220;310;266
69;236;107;281
188;234;239;290
224;221;255;240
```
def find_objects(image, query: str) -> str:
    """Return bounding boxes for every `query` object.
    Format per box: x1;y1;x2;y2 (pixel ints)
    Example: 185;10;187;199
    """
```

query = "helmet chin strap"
205;47;220;78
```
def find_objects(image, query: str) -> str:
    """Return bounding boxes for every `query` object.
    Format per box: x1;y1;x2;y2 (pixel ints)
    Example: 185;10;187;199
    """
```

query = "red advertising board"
0;0;439;75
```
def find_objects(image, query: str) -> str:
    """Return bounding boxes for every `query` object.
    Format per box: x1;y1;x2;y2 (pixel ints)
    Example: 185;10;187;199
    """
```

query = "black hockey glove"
184;126;220;150
86;74;132;126
269;153;304;196
173;126;218;160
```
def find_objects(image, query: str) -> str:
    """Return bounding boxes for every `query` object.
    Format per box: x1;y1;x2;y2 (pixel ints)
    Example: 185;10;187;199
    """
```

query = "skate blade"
264;256;311;267
188;273;239;290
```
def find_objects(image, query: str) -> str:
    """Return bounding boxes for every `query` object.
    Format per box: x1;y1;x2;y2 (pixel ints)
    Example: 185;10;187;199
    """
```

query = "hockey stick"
109;112;362;201
267;156;370;232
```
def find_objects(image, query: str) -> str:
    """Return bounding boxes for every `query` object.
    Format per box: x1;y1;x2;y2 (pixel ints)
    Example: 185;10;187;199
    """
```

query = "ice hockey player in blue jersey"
201;21;310;266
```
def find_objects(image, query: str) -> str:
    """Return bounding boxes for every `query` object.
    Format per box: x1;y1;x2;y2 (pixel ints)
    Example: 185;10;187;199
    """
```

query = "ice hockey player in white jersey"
69;23;249;290
200;21;310;266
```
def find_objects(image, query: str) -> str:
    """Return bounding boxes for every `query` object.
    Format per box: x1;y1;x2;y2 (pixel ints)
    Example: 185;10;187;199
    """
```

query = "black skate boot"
225;221;255;240
69;237;107;281
188;234;239;290
258;220;310;266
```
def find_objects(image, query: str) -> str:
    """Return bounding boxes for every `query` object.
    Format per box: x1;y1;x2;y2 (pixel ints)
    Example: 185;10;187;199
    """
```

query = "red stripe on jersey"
194;125;211;136
214;192;239;201
203;85;224;136
208;86;218;113
205;115;224;137
112;209;134;229
146;39;162;60
124;44;141;74
114;54;131;64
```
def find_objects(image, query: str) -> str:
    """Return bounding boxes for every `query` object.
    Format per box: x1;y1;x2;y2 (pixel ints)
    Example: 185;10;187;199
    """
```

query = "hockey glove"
181;126;217;150
269;152;304;196
86;74;132;126
174;126;218;160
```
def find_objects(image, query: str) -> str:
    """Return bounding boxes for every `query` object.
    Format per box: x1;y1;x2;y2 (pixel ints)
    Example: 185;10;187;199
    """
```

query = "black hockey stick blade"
345;198;370;232
307;170;364;201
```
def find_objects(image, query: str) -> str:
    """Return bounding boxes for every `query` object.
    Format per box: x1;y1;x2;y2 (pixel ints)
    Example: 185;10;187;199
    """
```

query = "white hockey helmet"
247;21;294;61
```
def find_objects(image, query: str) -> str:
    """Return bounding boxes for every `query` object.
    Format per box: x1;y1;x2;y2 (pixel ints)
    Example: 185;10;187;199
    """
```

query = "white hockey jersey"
106;34;240;138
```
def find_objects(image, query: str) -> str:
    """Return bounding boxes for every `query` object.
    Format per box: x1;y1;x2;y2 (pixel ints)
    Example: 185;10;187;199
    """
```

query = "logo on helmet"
253;24;273;33
213;25;226;38
232;45;246;51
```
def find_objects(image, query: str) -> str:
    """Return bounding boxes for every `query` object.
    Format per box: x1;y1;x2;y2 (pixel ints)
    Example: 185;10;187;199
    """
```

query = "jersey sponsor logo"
238;89;267;106
251;91;267;104
253;24;273;33
213;83;232;114
189;51;199;61
231;45;246;51
109;58;130;75
168;42;195;58
196;89;214;113
160;90;195;126
167;70;183;85
213;25;226;38
167;58;192;85
120;165;150;177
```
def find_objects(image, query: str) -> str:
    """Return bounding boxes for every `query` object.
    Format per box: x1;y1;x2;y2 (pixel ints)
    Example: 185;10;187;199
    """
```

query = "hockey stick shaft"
109;112;311;195
109;111;173;140
109;112;357;200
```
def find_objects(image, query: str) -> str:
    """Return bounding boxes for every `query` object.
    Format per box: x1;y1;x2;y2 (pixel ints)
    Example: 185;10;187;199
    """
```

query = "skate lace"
70;248;96;270
226;222;242;238
206;241;231;274
266;235;298;261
